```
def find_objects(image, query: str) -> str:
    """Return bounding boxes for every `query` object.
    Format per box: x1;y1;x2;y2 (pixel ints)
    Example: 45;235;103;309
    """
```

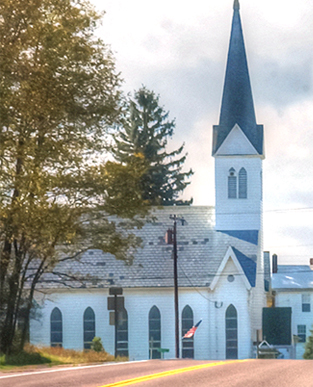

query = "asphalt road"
1;359;313;387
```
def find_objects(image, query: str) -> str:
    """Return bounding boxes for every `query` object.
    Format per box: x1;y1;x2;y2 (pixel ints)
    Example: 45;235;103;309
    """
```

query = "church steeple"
212;0;264;156
233;0;239;10
213;1;264;232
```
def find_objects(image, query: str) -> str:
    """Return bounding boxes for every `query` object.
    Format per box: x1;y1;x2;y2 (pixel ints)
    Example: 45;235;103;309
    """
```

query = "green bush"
91;337;104;352
303;327;313;359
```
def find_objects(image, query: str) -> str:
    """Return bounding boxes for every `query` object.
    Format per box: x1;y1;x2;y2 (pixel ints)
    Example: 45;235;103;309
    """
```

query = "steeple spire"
233;0;240;10
212;1;264;156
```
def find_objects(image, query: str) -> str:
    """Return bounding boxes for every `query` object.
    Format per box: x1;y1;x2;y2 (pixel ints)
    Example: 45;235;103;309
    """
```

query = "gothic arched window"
238;168;247;198
83;307;95;349
116;308;129;357
149;306;161;359
182;305;194;359
228;168;237;199
50;307;63;347
225;304;238;359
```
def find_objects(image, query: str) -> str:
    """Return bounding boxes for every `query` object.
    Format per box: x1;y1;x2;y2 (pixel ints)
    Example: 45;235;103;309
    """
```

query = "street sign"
109;287;123;295
109;311;115;326
107;296;124;311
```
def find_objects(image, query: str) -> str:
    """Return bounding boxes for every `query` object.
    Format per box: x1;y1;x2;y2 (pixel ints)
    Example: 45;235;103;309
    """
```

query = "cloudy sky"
92;0;313;265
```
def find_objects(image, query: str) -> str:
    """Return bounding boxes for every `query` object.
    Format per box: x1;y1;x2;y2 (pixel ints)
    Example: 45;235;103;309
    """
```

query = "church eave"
212;124;264;156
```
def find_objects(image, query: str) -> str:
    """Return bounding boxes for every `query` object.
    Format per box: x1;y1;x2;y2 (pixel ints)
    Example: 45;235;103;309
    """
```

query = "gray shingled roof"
36;206;259;290
272;265;313;290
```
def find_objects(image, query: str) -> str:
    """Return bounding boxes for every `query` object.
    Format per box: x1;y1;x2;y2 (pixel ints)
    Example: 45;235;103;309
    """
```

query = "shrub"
303;326;313;359
91;337;104;352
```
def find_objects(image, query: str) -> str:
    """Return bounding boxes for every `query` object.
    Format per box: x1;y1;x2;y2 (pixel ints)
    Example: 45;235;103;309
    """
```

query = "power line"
215;207;313;216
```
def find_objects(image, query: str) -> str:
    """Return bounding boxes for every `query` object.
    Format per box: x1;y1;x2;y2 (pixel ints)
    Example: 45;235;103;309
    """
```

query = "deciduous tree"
0;0;145;354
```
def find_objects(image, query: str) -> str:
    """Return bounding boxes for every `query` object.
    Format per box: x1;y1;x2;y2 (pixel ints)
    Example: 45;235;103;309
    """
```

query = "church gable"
215;124;259;156
209;246;253;291
232;247;256;287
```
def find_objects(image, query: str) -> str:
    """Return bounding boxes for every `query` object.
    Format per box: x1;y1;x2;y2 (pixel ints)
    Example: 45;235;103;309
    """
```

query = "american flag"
183;319;202;339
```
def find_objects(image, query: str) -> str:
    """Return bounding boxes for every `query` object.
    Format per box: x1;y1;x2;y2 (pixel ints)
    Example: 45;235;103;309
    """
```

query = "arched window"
182;305;194;359
50;307;62;347
116;308;128;357
238;168;247;198
228;168;237;198
149;306;161;359
83;307;95;349
225;304;238;359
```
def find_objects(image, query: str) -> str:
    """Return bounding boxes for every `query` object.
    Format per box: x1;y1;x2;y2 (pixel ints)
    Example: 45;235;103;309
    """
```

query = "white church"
30;0;271;360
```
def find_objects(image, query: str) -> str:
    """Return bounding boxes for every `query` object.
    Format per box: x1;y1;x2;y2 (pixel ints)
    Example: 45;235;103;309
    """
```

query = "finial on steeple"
233;0;240;10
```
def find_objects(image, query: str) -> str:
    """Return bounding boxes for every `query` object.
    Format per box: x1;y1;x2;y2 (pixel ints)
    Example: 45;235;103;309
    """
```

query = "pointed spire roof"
212;0;264;156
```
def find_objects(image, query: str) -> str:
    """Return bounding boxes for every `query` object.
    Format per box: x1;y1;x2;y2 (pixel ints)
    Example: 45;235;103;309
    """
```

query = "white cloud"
93;0;313;264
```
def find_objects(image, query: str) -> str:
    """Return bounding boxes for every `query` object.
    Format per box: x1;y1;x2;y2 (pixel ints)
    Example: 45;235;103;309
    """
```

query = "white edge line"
0;360;148;379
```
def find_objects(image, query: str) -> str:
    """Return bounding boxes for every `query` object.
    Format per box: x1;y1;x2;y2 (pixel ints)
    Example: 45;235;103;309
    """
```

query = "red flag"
183;319;202;339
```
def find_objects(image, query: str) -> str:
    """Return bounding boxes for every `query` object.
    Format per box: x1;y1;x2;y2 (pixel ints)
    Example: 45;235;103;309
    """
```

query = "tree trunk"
1;242;23;354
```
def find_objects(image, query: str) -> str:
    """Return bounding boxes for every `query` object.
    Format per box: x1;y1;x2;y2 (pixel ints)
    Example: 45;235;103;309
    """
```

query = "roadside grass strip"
99;359;251;387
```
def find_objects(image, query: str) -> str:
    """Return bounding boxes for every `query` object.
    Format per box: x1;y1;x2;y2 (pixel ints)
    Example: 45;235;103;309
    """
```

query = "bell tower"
212;0;264;232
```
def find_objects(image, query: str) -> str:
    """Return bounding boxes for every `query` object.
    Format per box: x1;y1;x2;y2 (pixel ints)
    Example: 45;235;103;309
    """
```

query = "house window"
149;306;161;359
116;308;128;357
83;307;95;349
50;307;62;347
238;168;247;198
302;294;311;312
225;304;238;359
228;168;237;198
297;325;306;343
182;305;194;359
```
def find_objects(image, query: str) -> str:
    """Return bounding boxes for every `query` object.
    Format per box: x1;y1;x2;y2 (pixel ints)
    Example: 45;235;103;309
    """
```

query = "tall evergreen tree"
111;87;193;206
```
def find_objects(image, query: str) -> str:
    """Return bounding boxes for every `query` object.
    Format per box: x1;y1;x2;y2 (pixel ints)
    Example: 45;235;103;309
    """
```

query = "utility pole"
107;287;124;358
166;214;185;359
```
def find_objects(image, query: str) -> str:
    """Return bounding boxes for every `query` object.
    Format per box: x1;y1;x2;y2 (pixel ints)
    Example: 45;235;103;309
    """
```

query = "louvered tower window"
238;168;247;198
228;168;237;198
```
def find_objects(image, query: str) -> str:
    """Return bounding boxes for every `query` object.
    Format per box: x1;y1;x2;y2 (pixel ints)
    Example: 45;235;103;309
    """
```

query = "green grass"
0;345;127;371
0;350;51;367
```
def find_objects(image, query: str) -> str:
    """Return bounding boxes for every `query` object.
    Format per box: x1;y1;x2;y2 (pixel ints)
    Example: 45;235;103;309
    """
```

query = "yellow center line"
98;359;251;387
